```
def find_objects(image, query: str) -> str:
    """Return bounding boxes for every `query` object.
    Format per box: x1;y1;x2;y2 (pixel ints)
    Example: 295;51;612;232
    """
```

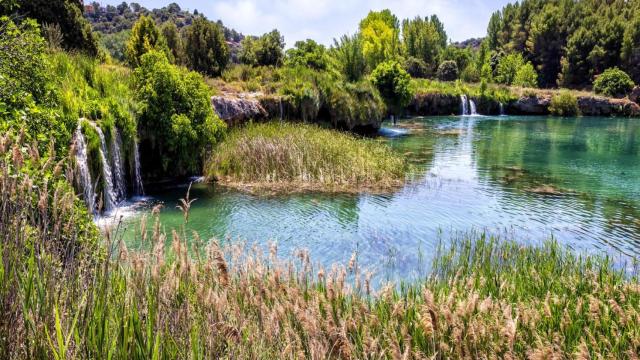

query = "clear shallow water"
107;115;640;282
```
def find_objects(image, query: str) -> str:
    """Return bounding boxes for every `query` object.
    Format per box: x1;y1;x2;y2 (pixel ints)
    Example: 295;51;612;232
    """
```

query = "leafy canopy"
370;60;412;114
134;51;226;177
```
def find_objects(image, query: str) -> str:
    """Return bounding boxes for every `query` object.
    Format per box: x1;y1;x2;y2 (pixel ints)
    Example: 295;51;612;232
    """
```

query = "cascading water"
279;97;284;121
73;124;96;213
469;99;478;115
460;95;469;116
133;141;144;196
110;128;127;200
499;102;505;116
88;123;117;212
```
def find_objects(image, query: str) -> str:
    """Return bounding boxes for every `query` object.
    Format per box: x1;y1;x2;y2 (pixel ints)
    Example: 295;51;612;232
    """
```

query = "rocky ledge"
211;94;268;126
508;94;640;117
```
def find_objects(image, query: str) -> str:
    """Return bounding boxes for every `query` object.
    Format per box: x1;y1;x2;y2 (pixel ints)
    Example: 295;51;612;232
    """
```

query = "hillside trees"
183;17;229;76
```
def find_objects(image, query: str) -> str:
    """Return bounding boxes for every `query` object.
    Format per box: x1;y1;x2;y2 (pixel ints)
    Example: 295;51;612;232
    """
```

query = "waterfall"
133;141;144;196
499;102;505;116
469;99;478;115
73;124;96;213
110;129;127;200
88;123;117;211
279;97;284;121
460;95;469;116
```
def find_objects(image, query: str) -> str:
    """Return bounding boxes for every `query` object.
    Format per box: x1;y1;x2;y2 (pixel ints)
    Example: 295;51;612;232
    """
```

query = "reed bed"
2;133;640;359
206;122;409;192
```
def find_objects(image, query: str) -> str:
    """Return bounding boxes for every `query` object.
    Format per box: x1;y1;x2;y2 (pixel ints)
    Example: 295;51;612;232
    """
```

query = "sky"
100;0;513;47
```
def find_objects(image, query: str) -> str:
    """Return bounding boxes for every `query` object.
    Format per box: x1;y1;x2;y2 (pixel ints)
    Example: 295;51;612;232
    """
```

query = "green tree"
622;14;640;84
495;53;525;85
330;34;367;82
593;67;635;98
513;62;538;88
125;15;170;67
134;51;226;177
0;17;49;108
183;17;229;76
161;22;183;65
527;3;566;87
238;36;258;66
359;10;401;70
285;39;328;70
401;16;441;73
370;60;412;115
256;30;285;67
2;0;98;55
436;60;458;81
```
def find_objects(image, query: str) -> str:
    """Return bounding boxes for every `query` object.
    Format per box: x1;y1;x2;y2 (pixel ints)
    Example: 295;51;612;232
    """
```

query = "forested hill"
84;2;243;61
85;2;242;41
487;0;640;88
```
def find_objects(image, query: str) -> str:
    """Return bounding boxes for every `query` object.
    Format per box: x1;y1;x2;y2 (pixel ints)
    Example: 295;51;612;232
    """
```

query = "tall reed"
2;132;639;359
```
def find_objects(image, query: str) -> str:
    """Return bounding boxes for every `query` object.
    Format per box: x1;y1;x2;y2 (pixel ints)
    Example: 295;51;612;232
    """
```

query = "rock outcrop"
408;93;460;116
211;94;268;126
506;94;640;117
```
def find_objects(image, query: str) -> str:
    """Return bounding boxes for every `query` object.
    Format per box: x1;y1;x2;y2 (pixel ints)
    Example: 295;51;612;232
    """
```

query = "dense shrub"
593;67;635;98
436;60;458;81
513;62;538;88
404;56;430;78
285;39;328;70
549;91;579;116
134;51;226;178
370;60;412;114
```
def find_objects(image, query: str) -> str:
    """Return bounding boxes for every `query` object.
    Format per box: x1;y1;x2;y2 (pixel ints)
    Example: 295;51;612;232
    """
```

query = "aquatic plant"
206;122;408;192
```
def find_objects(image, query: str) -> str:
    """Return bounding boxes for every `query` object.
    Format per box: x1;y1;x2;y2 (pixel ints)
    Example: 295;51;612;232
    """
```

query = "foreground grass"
3;133;640;359
205;122;409;193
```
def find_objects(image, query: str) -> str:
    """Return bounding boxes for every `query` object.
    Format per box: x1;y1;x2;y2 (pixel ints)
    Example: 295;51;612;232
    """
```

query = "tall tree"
401;17;441;72
125;15;170;67
183;17;229;76
330;34;366;82
359;9;401;70
2;0;98;55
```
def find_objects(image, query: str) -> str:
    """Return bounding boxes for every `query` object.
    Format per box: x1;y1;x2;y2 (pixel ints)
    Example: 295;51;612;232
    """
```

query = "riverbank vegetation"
2;141;640;358
206;122;408;192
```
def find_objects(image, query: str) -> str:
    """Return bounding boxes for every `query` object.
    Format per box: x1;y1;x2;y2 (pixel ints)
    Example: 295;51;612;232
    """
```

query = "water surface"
111;115;640;282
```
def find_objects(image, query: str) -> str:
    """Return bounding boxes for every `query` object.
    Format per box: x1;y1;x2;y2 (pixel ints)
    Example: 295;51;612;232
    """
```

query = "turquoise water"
112;116;640;282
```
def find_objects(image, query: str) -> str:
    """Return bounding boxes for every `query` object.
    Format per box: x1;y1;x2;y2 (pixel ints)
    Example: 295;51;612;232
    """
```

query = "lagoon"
112;115;640;282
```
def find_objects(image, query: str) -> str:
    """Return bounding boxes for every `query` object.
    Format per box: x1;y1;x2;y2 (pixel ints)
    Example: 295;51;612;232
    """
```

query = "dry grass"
206;122;410;193
2;132;640;359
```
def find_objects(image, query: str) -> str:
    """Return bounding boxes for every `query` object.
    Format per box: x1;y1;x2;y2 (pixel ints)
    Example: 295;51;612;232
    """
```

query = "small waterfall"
469;99;478;115
460;95;469;116
279;97;284;121
88;123;117;211
499;102;505;116
133;141;144;196
73;124;96;213
110;129;127;200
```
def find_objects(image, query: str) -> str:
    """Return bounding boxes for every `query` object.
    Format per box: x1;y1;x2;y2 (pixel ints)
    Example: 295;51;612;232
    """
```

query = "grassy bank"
205;122;409;193
2;137;639;358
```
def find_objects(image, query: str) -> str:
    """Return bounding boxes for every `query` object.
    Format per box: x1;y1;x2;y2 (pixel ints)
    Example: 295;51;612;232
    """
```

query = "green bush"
513;62;538;88
370;60;412;114
593;67;635;98
436;60;458;81
404;56;430;78
134;51;226;178
549;91;579;116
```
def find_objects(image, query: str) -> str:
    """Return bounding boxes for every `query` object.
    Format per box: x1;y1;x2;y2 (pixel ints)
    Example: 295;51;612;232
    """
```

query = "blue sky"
99;0;513;46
